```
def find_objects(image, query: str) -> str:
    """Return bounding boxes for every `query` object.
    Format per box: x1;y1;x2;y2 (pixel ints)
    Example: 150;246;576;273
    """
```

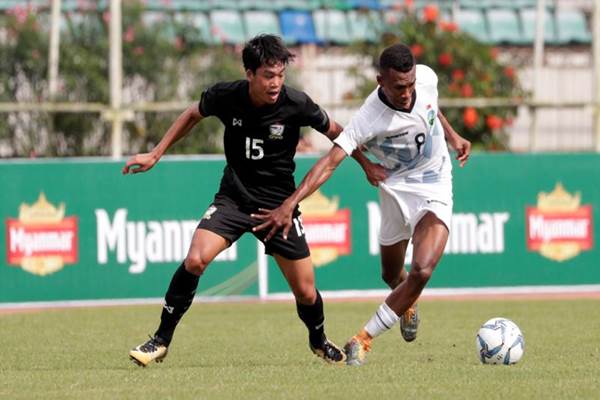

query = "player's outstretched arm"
321;119;343;141
438;109;471;167
252;145;348;241
122;104;204;174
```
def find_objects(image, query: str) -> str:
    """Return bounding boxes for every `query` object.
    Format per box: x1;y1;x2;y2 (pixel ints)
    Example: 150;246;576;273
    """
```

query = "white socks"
364;302;400;338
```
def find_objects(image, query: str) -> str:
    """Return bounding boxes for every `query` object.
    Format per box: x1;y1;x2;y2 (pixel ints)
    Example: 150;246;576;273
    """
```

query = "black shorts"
197;194;310;260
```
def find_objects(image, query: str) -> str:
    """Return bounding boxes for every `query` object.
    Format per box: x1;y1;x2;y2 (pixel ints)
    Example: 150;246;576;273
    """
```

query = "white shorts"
378;182;453;246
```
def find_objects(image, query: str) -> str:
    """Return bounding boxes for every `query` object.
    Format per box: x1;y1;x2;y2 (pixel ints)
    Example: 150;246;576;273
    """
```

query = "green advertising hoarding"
1;158;258;303
2;153;599;305
267;154;599;296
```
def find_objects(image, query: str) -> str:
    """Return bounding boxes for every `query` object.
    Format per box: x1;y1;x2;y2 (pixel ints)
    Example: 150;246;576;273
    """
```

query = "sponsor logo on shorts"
300;190;351;267
526;183;593;262
5;193;79;276
202;205;217;220
268;124;285;140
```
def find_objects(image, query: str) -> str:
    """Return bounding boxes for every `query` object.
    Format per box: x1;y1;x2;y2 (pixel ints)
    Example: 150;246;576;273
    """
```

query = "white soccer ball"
476;317;525;365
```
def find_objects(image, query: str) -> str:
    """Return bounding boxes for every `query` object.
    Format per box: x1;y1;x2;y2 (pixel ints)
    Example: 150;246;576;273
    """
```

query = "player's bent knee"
293;286;317;304
410;261;435;286
184;255;211;276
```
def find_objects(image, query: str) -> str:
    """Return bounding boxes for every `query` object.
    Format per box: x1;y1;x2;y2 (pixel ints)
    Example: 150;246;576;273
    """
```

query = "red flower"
124;26;135;43
448;82;460;95
438;52;452;67
8;5;30;25
452;69;465;82
440;21;458;32
504;66;515;79
423;5;439;23
463;107;478;129
486;115;503;130
490;47;499;60
461;83;473;97
410;44;423;59
404;0;414;10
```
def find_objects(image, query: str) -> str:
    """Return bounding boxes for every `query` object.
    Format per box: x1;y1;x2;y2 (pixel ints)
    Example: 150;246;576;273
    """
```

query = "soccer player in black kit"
123;34;368;366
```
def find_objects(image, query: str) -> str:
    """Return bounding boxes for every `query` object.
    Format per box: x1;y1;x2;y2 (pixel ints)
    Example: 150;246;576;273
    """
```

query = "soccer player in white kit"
252;43;471;365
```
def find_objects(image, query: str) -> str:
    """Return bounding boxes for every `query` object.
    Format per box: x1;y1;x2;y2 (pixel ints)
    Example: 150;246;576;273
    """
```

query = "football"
476;317;525;365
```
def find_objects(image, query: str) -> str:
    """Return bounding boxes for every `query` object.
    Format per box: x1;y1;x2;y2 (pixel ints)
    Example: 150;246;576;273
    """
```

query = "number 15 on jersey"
245;137;264;160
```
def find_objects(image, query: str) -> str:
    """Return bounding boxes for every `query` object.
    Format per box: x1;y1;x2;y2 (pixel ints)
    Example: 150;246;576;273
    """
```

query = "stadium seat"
555;9;591;45
378;0;404;8
457;0;488;9
507;0;539;9
456;8;489;43
413;0;452;13
144;0;176;11
238;0;283;11
277;0;322;11
174;12;213;44
313;9;351;44
59;0;78;11
520;8;557;44
320;0;353;10
347;0;381;9
143;11;177;40
486;8;525;45
347;10;382;42
208;0;242;10
243;10;282;39
279;10;320;44
462;0;548;10
170;0;213;12
209;10;246;44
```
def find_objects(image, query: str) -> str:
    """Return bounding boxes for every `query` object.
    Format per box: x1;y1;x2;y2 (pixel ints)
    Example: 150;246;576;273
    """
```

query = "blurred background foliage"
0;1;522;157
348;4;522;151
0;1;243;157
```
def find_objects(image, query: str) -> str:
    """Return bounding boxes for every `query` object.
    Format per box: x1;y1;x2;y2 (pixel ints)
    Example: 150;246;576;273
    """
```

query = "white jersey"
334;64;452;191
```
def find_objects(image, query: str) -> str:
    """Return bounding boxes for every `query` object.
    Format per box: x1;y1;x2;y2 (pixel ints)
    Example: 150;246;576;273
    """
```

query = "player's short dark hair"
378;44;415;73
242;34;295;73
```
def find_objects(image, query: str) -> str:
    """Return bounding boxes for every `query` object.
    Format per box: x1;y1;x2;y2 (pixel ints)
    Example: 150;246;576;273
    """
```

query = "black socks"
155;263;200;345
155;265;326;349
296;289;326;348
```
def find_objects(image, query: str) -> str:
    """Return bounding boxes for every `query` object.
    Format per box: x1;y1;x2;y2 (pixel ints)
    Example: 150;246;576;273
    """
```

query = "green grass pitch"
1;298;599;399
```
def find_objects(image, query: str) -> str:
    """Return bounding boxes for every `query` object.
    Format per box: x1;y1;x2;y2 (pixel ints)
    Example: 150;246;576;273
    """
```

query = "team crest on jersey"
268;124;285;140
202;205;217;220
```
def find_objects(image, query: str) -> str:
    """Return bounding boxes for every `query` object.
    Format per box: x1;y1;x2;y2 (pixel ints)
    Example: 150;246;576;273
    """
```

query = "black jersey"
198;80;329;209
